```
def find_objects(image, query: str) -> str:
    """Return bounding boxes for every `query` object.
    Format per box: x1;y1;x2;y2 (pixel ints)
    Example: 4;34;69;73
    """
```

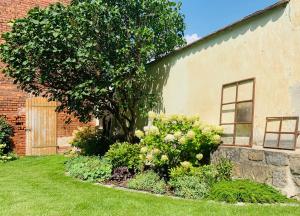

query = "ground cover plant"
1;156;299;216
65;156;112;182
209;180;290;204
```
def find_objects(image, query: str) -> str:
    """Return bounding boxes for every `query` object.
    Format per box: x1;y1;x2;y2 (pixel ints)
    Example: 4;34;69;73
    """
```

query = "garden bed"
65;113;294;204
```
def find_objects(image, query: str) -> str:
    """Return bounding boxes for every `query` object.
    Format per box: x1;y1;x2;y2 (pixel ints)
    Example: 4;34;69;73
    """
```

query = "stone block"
290;155;300;175
248;150;264;162
265;151;289;166
293;175;300;187
233;162;272;184
272;168;288;188
225;148;241;162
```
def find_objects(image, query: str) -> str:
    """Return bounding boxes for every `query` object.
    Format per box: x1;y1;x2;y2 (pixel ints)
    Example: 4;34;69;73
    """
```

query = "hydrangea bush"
136;112;223;176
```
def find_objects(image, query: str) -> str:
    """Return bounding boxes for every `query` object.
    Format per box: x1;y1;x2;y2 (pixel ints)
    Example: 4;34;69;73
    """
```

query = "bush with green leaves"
169;164;216;199
136;113;223;176
70;126;113;156
0;145;17;163
209;180;289;203
127;171;166;194
0;117;14;154
105;142;141;172
169;175;209;199
169;158;233;199
65;156;112;182
214;157;233;181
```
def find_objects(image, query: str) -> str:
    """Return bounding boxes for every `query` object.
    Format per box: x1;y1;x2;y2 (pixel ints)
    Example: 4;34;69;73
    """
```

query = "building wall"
150;0;300;147
0;0;94;155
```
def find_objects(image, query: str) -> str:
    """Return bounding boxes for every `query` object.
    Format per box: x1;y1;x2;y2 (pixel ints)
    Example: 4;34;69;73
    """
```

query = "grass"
0;156;299;216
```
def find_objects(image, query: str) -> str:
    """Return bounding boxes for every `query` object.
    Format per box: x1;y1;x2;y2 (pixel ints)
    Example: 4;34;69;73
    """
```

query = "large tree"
0;0;185;141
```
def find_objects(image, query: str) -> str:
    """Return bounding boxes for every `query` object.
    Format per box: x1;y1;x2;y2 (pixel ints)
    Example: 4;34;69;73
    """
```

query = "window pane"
236;102;252;123
223;85;236;103
279;134;296;150
235;124;251;145
221;104;235;124
238;81;253;101
281;119;297;133
266;119;280;132
264;133;279;148
221;125;234;145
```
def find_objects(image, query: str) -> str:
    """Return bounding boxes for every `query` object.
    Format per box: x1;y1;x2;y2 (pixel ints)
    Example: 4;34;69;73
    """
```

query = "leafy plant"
215;158;233;181
111;167;133;182
0;0;185;142
127;171;166;194
138;113;223;176
70;126;113;156
169;175;209;199
0;117;14;154
170;164;218;187
105;142;141;171
0;146;18;163
65;156;112;182
209;180;289;203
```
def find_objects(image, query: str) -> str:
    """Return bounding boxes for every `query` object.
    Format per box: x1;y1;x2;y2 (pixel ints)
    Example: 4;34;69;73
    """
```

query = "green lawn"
0;156;299;216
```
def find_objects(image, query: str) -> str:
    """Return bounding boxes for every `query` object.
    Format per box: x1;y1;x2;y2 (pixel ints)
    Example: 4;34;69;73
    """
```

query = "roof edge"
149;0;290;66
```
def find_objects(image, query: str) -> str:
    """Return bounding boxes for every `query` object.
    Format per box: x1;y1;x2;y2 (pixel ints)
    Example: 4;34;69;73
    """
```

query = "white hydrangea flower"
161;155;169;162
202;126;213;135
161;117;169;123
179;136;187;145
174;131;182;139
148;111;157;120
193;120;202;128
181;161;192;169
146;154;154;161
158;112;166;120
140;146;148;153
170;114;179;121
212;134;221;144
213;125;224;134
164;134;175;143
177;114;184;122
153;148;161;154
135;130;144;139
148;126;160;135
143;126;150;132
196;153;203;161
187;130;196;140
187;115;200;122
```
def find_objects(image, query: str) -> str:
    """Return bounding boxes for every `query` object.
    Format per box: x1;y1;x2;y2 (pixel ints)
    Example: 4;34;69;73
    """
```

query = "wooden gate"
26;97;57;155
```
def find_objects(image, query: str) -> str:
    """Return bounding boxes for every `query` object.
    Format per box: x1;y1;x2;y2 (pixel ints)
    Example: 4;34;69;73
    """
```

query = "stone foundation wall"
211;146;300;198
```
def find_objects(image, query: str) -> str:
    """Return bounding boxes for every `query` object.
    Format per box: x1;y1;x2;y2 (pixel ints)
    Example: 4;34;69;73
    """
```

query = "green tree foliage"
0;0;185;141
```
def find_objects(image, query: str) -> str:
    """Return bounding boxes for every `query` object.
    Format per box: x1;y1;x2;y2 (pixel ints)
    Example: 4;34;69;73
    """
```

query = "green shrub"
0;146;18;163
169;175;209;199
170;158;233;187
0;117;14;154
105;142;141;171
209;180;289;203
137;113;223;176
70;126;113;156
169;159;233;199
215;158;233;181
127;171;166;194
65;156;112;182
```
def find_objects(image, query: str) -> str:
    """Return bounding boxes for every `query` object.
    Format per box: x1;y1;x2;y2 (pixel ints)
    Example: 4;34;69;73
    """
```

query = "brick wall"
0;0;95;155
